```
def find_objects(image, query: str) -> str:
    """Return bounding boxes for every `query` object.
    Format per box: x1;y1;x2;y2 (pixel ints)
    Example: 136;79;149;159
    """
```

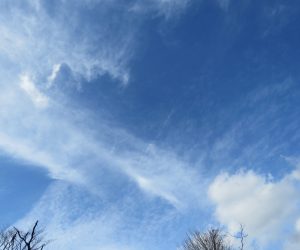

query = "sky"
0;0;300;249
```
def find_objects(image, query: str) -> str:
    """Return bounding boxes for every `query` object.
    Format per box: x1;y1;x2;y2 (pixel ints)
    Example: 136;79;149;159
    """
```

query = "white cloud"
0;0;190;89
208;170;299;246
121;145;204;209
47;64;61;87
0;0;134;86
15;182;140;250
0;0;204;212
283;218;300;250
20;74;49;108
0;1;202;249
0;74;203;209
15;179;186;250
216;0;231;10
202;80;299;173
130;0;190;19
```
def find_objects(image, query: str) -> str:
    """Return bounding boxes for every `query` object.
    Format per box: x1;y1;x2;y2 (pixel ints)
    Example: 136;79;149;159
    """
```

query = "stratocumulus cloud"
208;170;300;245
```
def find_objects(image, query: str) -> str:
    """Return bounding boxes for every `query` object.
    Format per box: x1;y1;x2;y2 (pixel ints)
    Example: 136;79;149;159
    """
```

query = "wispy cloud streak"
0;0;203;209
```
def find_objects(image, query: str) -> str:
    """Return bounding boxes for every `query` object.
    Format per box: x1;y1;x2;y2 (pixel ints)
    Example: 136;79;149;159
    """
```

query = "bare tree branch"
182;228;232;250
1;221;48;250
235;225;248;250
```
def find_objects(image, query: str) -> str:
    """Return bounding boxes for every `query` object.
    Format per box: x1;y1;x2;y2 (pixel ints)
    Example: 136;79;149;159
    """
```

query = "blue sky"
0;0;300;249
